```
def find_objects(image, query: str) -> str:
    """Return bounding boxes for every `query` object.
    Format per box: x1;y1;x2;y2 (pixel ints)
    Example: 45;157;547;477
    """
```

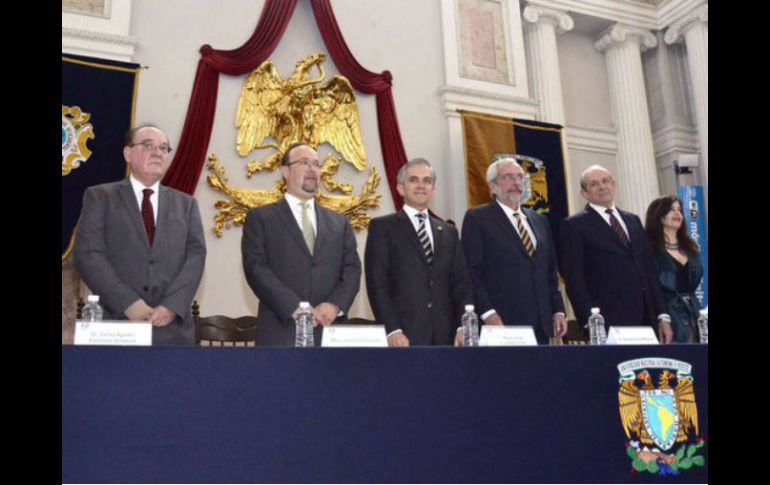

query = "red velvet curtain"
310;0;407;210
163;0;298;192
164;0;408;211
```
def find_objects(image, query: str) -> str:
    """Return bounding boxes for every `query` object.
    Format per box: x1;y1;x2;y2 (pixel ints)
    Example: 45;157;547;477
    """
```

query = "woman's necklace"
665;242;680;250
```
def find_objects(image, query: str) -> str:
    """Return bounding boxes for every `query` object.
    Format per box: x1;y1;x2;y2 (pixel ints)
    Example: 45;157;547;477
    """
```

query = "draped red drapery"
163;0;408;211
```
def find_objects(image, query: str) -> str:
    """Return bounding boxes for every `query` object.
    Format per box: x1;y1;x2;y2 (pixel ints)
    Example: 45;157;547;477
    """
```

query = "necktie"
606;208;630;248
141;188;155;246
513;212;535;259
301;202;315;254
416;213;434;265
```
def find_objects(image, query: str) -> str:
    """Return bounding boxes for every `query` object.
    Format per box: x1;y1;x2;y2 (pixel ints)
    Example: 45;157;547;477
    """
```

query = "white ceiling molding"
523;0;707;31
565;124;618;155
439;85;540;120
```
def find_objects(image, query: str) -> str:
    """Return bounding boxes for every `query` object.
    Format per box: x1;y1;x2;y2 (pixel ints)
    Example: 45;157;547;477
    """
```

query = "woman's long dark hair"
644;196;699;255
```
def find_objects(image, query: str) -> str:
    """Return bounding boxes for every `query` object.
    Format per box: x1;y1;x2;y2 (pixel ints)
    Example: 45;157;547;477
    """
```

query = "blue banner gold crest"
61;54;140;260
617;358;706;476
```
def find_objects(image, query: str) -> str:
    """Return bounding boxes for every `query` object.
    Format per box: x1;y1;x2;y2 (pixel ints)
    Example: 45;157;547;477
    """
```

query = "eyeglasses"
287;158;323;169
129;141;173;154
498;173;524;182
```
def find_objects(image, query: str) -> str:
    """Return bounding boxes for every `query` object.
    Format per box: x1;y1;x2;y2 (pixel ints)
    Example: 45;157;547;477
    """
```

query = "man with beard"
241;143;361;346
461;157;566;345
365;158;472;346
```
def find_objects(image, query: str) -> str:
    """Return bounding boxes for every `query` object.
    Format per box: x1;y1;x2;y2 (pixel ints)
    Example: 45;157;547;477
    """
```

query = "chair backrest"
347;317;377;326
562;319;589;345
192;300;258;347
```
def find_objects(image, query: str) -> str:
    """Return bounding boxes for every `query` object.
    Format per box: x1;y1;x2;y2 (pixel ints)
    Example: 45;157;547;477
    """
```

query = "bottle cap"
299;301;311;309
88;295;100;303
590;307;600;314
464;304;474;312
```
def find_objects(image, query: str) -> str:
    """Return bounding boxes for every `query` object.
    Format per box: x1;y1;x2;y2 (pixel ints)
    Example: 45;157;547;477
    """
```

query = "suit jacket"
364;210;472;346
73;178;207;345
461;203;565;341
558;204;665;329
241;198;361;346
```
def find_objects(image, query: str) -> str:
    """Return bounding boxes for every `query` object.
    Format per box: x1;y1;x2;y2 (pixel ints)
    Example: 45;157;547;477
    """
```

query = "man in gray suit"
74;124;207;345
241;143;361;346
461;157;567;345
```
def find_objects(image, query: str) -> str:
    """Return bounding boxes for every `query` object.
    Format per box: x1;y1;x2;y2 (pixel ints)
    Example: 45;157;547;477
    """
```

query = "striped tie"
605;208;630;249
416;213;434;264
513;212;535;259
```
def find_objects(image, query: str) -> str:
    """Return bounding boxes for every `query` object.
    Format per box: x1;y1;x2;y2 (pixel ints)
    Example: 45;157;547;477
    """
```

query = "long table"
62;344;708;483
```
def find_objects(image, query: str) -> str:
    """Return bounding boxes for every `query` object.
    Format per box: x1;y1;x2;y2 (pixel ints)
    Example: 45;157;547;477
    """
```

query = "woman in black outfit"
644;196;704;343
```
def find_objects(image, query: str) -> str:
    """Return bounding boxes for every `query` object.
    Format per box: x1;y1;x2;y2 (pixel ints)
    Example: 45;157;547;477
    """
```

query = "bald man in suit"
74;124;206;345
241;143;361;346
559;165;673;343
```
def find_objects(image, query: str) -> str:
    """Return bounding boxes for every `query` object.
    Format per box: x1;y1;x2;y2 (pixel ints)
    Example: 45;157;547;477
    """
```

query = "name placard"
321;325;387;347
74;320;153;346
479;326;538;346
606;326;659;345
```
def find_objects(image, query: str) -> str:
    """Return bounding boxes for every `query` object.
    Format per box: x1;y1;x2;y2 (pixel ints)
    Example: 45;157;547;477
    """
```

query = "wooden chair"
76;297;85;319
347;317;377;326
192;300;258;347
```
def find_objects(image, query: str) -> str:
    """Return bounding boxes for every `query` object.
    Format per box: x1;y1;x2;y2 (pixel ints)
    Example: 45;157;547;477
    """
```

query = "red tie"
141;188;155;246
605;208;630;248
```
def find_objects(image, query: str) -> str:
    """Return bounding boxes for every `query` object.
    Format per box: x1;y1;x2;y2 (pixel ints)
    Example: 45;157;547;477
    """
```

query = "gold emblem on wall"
207;53;380;236
62;105;95;176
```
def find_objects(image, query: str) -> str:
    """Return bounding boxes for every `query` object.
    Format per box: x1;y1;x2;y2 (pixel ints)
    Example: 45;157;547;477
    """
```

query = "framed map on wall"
457;0;511;85
62;0;111;19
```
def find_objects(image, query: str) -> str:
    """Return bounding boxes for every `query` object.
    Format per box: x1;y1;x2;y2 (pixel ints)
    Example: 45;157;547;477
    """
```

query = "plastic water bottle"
81;294;104;327
294;301;314;347
461;304;479;347
587;307;607;345
697;309;708;344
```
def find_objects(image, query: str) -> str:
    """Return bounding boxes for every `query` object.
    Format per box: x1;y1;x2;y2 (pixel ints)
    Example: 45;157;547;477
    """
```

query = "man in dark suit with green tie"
241;143;361;346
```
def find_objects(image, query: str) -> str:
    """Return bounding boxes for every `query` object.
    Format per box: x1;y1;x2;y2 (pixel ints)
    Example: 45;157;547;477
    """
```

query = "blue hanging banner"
62;54;141;260
678;186;708;308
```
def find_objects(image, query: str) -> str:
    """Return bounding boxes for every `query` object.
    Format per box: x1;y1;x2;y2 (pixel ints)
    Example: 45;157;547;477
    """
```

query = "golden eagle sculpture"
205;53;380;237
236;52;367;176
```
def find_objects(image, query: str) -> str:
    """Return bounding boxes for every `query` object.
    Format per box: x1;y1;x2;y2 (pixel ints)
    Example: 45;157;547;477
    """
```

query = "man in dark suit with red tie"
365;158;472;346
461;157;567;345
558;165;673;343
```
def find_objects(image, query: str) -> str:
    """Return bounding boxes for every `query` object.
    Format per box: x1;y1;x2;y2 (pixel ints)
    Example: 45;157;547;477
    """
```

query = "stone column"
522;6;573;125
665;4;708;198
595;24;660;216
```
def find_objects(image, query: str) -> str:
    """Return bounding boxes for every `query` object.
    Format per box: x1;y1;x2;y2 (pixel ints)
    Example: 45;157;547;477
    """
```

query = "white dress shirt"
588;202;629;239
402;204;434;249
284;193;317;236
496;200;537;249
129;175;159;224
